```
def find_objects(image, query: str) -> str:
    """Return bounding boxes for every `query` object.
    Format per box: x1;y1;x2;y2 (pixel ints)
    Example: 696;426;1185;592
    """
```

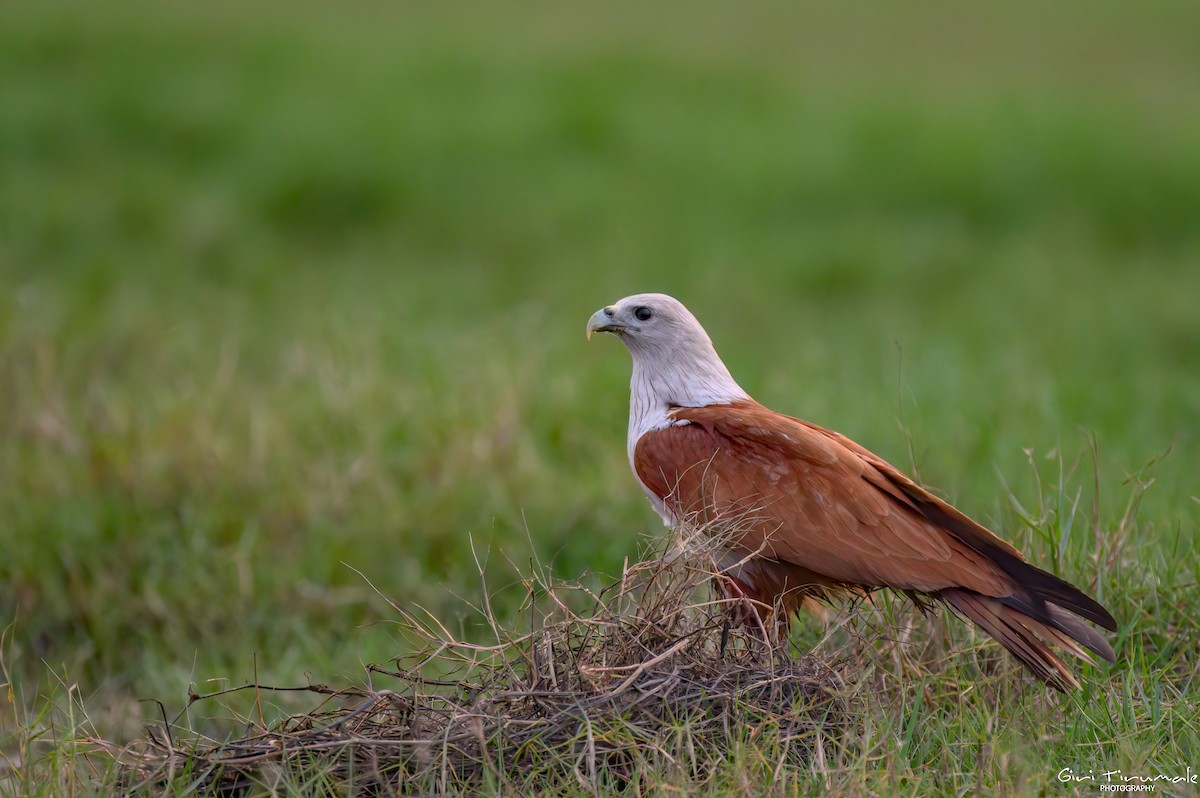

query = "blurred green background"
1;0;1198;747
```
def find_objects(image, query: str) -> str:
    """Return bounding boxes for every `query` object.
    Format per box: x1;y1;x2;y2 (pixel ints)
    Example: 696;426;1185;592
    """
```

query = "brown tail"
941;588;1117;691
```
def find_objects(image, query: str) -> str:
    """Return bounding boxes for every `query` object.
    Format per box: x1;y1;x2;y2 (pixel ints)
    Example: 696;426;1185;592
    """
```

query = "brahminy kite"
587;292;1115;690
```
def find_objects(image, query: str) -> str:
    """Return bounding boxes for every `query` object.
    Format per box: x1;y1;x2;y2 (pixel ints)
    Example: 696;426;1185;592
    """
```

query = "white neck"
623;337;749;461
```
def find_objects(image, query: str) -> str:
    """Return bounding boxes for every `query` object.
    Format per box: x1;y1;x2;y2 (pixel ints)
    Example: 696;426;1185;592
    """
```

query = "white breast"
621;335;749;528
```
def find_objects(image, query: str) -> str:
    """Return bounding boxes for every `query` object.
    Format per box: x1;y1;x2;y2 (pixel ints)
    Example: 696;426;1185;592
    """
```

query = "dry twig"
109;525;850;794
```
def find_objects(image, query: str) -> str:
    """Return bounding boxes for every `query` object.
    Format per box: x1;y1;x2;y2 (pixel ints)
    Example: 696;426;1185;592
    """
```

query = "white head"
587;293;750;411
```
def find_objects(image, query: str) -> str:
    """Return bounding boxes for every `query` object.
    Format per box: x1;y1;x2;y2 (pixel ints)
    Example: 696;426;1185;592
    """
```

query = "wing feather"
634;401;1012;597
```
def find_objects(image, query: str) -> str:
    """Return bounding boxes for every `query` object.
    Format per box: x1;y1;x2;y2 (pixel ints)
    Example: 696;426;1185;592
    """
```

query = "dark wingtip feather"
941;588;1116;691
1001;592;1117;662
1027;559;1118;628
889;479;1118;632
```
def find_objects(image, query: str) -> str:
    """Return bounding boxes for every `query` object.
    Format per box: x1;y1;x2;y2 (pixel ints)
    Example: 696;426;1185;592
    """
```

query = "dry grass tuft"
105;526;851;794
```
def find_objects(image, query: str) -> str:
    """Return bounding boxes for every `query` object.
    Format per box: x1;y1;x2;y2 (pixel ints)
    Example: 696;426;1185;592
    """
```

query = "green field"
2;0;1198;794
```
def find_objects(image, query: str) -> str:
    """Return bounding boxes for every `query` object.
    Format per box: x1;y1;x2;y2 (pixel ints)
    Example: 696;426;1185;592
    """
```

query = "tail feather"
1029;615;1099;665
941;588;1111;691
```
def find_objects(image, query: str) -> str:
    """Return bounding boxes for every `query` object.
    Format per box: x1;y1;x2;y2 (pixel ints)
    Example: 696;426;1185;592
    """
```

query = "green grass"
1;0;1198;793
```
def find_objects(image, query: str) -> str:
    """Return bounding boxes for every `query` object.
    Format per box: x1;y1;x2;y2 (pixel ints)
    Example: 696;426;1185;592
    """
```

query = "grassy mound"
111;532;849;794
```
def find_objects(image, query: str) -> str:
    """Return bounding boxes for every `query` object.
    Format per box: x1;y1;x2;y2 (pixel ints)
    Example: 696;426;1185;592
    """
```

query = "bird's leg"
715;575;775;658
715;576;740;657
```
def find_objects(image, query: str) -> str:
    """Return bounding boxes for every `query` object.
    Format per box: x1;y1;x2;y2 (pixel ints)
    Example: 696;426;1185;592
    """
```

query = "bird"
586;292;1116;691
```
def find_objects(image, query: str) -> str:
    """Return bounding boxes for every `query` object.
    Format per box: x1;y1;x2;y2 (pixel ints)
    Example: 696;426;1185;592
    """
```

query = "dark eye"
633;306;652;321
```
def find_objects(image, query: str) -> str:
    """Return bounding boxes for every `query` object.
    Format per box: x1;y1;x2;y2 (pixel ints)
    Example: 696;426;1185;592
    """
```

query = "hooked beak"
586;307;624;341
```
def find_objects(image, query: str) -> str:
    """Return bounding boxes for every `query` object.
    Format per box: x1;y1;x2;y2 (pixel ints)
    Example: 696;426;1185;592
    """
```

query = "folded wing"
632;399;1115;690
